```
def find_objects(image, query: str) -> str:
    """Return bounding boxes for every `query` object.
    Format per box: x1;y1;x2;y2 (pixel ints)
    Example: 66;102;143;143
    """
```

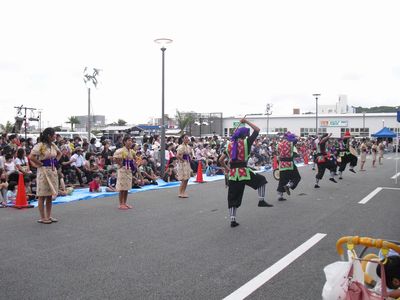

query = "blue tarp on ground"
24;166;278;207
371;127;397;138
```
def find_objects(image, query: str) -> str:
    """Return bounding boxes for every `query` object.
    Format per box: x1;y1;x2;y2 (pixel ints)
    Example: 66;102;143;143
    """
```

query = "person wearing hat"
69;146;87;187
219;118;272;228
314;133;337;188
336;131;357;179
276;132;301;201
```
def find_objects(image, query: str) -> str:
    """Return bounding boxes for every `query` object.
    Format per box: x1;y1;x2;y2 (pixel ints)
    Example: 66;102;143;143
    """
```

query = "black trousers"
227;172;267;208
74;166;92;185
338;154;358;172
316;159;337;180
277;165;301;193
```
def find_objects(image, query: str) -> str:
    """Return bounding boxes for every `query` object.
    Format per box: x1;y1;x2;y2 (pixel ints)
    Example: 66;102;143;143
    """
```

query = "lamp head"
154;38;173;49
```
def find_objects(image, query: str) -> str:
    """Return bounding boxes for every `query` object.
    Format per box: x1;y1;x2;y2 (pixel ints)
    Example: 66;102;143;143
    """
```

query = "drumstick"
233;114;248;132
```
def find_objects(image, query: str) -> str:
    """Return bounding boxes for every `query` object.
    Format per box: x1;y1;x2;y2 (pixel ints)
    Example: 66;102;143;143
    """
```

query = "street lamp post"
154;38;173;177
312;94;321;136
362;111;366;137
265;103;272;135
199;117;202;137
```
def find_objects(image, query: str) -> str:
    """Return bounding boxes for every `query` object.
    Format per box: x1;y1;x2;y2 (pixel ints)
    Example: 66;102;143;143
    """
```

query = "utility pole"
312;94;321;136
14;105;37;139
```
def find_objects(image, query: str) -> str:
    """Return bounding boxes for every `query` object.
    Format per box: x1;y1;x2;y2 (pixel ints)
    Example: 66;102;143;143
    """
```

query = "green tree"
175;110;196;135
0;121;14;133
66;116;80;131
117;119;127;126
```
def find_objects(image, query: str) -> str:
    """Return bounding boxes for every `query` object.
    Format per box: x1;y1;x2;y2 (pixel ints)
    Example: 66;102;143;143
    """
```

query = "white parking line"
359;187;400;204
359;188;383;204
391;172;400;179
223;233;327;300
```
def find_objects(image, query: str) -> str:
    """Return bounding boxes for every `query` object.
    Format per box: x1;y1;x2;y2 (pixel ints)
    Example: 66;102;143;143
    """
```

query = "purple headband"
231;127;250;161
284;133;297;143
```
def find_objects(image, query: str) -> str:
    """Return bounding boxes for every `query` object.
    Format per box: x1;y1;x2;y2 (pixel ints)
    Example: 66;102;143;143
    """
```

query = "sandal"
37;219;52;224
125;204;133;209
49;217;58;223
118;205;129;210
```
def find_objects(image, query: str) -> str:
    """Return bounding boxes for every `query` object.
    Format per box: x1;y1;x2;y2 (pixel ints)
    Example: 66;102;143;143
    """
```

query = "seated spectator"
69;147;90;187
106;170;117;192
163;164;177;182
205;161;215;176
139;157;158;185
86;152;104;181
247;153;259;170
101;140;114;171
89;173;102;193
56;168;74;197
0;168;8;207
4;153;16;175
95;153;105;172
15;148;33;178
88;138;98;154
24;176;36;202
205;161;224;176
58;145;75;185
6;181;18;205
132;169;144;188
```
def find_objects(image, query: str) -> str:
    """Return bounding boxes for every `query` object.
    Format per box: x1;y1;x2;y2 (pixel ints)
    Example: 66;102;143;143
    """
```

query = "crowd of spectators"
0;130;393;207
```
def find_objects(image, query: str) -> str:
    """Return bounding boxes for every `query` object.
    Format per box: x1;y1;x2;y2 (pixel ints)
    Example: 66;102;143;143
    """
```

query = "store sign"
320;120;348;127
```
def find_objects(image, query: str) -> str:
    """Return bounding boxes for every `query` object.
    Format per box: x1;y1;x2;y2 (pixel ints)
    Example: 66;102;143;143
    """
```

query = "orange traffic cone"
14;173;34;209
272;155;278;170
304;153;309;165
195;162;205;183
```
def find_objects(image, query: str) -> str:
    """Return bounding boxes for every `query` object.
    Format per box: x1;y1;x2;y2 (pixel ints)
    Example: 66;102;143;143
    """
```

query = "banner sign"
320;120;349;127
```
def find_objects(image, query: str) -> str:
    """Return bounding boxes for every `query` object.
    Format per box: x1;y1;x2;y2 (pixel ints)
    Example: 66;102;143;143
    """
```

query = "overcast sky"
1;0;400;128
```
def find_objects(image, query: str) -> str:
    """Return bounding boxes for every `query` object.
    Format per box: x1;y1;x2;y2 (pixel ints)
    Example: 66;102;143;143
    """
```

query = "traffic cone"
14;173;34;209
304;153;309;165
195;162;205;183
272;155;278;170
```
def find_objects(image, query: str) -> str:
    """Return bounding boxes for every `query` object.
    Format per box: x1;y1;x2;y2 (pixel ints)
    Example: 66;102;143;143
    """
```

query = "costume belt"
182;154;191;162
279;157;293;162
122;159;136;172
41;158;57;169
230;161;247;168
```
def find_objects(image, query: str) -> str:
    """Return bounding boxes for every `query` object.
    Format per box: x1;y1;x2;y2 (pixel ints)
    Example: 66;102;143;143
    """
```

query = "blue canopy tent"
371;127;397;138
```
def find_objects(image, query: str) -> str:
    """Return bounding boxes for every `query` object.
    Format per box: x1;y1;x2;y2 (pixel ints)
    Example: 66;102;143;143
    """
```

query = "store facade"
222;113;399;138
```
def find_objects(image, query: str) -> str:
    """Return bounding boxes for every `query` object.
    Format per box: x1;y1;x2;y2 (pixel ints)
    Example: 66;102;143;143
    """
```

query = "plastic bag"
322;261;352;300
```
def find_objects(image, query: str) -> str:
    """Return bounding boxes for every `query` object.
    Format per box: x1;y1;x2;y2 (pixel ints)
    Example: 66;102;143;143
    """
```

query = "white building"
222;113;399;138
318;95;350;114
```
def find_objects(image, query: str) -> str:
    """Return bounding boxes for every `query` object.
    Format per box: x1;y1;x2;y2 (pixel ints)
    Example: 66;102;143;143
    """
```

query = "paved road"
1;155;399;299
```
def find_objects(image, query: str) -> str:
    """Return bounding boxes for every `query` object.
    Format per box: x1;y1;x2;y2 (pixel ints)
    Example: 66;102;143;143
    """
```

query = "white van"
56;132;101;147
